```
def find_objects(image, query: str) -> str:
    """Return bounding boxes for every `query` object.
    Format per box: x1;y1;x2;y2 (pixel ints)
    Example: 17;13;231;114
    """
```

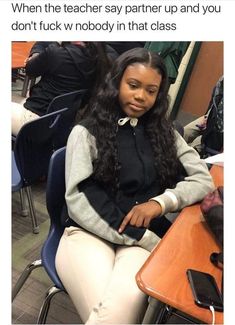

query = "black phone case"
187;269;223;312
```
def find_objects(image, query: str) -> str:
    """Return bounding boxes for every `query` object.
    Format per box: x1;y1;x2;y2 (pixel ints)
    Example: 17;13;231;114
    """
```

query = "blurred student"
24;41;56;64
106;41;145;55
55;48;214;324
184;76;223;158
11;42;112;135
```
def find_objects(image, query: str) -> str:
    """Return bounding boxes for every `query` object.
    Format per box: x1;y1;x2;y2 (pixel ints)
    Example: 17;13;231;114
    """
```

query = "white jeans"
55;227;150;324
11;102;39;136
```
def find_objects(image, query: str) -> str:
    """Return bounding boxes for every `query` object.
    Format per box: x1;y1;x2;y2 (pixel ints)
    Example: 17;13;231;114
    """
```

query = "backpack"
200;186;223;250
200;186;223;295
201;76;224;158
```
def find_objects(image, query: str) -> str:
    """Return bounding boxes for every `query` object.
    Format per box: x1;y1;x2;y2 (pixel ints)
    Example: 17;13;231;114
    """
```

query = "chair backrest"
14;107;69;186
46;147;66;228
42;147;66;288
47;89;88;149
46;89;88;114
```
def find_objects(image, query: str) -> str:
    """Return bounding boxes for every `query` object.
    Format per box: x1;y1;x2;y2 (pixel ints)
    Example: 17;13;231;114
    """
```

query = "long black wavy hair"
84;47;182;193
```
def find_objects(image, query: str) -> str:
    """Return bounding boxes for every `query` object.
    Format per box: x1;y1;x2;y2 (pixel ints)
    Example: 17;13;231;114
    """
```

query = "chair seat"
12;151;23;191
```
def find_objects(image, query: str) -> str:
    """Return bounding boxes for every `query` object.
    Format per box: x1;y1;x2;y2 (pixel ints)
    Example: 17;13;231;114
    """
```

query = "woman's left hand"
118;201;162;233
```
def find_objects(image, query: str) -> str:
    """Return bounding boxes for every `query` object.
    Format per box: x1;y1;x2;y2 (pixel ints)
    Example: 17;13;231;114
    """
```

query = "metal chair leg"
12;259;42;301
21;74;30;97
25;186;40;234
19;188;28;216
37;286;64;324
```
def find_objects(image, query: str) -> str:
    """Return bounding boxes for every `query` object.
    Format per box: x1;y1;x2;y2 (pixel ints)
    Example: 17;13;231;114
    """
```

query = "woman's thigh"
86;245;150;324
55;227;116;322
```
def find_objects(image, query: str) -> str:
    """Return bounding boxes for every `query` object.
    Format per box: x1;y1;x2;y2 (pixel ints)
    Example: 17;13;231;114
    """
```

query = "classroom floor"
12;78;197;324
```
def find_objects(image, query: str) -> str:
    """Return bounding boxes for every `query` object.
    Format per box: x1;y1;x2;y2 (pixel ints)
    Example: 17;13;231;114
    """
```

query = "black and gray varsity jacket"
65;119;214;251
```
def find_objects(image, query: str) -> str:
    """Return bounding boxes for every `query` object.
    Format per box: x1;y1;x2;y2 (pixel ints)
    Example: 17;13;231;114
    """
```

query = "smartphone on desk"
186;269;223;312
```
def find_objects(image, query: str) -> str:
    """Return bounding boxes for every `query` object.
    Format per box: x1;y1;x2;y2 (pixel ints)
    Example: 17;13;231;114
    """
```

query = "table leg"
21;75;30;97
142;297;167;324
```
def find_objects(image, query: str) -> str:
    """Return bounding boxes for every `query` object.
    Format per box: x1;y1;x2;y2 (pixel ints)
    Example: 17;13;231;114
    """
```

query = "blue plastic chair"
12;147;68;324
12;89;88;145
12;108;69;234
46;89;88;149
12;151;22;191
46;89;87;114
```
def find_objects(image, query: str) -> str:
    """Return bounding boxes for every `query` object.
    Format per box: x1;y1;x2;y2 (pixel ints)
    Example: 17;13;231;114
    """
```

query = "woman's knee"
86;290;147;324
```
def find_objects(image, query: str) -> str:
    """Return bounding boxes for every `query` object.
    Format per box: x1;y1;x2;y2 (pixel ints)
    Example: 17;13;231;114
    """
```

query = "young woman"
11;41;114;135
55;48;215;324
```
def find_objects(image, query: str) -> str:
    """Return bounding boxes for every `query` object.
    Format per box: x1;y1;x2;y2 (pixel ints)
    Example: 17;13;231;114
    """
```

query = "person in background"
55;48;215;324
184;76;223;158
24;41;56;64
106;41;145;55
11;42;113;135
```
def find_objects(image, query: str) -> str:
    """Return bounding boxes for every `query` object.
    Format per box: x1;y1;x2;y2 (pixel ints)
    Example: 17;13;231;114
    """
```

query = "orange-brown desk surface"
136;165;223;324
12;42;35;69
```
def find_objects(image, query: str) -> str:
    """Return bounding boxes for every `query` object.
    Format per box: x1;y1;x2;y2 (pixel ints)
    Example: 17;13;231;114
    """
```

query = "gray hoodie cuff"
138;229;161;252
150;191;178;215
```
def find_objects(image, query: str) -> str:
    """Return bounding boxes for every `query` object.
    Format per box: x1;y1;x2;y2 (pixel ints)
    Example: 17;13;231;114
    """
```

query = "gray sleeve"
151;132;215;214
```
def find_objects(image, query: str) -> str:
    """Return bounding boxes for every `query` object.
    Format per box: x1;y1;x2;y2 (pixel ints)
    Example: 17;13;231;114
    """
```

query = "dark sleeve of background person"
105;42;145;55
25;44;55;77
29;41;57;56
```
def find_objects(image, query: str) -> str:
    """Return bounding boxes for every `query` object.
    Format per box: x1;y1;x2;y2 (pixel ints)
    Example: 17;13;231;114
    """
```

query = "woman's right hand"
118;201;162;233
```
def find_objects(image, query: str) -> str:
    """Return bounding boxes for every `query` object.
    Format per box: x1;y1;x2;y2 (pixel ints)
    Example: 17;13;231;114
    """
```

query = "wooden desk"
12;42;35;97
12;42;35;69
136;165;223;324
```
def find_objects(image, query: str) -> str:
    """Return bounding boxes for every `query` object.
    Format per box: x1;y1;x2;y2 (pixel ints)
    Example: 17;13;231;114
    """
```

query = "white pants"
11;102;39;136
55;227;150;324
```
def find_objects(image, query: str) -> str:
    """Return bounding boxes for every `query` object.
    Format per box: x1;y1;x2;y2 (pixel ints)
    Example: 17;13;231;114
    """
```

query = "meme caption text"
11;1;222;33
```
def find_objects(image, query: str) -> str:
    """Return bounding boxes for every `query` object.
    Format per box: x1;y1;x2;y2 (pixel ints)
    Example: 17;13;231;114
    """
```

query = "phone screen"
187;269;223;311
